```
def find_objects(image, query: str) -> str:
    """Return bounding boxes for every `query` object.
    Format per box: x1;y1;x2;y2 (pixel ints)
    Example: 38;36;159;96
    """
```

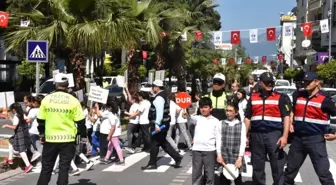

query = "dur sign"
88;86;109;104
175;92;192;109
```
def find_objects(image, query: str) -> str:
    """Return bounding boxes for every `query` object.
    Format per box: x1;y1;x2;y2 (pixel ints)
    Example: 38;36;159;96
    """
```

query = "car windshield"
325;90;336;97
39;81;55;94
275;81;290;86
274;88;296;95
107;86;123;93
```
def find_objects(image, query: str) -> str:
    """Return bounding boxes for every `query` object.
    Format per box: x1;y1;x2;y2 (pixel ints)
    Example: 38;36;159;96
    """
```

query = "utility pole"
328;0;333;61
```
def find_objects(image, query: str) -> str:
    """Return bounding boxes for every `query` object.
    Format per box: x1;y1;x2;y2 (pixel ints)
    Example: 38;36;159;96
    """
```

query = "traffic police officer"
141;80;183;170
244;72;291;185
36;73;86;185
284;72;336;185
204;73;227;120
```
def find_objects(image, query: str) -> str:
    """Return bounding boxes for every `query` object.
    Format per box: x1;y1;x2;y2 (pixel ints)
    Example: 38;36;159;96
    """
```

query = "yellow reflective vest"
38;91;85;143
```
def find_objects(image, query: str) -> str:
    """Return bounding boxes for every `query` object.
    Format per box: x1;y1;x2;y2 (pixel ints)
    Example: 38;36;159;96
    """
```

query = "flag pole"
328;0;333;61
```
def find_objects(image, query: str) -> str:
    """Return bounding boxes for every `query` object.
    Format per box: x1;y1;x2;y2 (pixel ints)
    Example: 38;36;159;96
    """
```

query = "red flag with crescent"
229;58;235;65
0;11;9;28
231;31;240;44
262;56;267;62
302;22;312;37
246;57;251;64
266;28;276;41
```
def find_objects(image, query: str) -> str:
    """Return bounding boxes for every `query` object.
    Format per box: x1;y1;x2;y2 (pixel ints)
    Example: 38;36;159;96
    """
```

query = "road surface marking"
144;151;186;173
329;158;336;181
103;152;149;172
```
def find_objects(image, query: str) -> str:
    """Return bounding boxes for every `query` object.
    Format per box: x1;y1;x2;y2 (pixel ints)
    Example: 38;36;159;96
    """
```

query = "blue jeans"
91;131;100;155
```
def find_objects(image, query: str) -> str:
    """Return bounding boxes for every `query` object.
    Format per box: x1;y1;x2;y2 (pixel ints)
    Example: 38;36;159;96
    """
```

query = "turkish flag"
266;28;276;41
246;57;251;64
195;31;203;40
302;22;312;36
278;54;284;61
213;58;218;65
231;31;240;44
262;56;267;62
229;58;235;65
142;51;148;59
0;11;9;28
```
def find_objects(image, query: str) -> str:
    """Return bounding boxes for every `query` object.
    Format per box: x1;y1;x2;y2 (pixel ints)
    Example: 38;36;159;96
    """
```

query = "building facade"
295;0;336;67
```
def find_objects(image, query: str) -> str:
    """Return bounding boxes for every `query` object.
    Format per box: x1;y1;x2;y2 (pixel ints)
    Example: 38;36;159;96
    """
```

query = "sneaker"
70;169;81;176
24;164;33;173
125;147;135;154
86;161;94;170
101;159;112;165
5;158;13;165
115;161;125;166
31;152;41;162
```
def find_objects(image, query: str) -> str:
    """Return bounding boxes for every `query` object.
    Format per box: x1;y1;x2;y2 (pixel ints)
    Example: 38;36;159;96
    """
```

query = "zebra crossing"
27;149;336;185
30;150;186;174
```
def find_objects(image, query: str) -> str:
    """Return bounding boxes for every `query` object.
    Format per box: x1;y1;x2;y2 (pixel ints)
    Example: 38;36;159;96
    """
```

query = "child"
217;102;246;185
101;100;124;165
189;97;221;185
3;103;33;173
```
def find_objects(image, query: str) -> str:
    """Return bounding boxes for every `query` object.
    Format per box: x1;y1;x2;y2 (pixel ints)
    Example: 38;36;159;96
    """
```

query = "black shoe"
141;165;157;170
174;156;183;168
141;148;150;153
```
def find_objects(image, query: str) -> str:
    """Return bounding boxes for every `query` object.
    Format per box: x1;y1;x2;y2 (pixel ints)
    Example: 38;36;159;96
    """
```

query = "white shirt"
216;119;246;157
238;99;247;122
100;112;121;136
92;115;100;132
177;106;187;124
84;108;92;129
139;100;151;125
27;108;39;135
189;115;221;151
129;103;140;124
169;101;180;125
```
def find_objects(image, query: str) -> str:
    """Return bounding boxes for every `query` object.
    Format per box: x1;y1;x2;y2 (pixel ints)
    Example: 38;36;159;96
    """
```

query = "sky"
215;0;296;38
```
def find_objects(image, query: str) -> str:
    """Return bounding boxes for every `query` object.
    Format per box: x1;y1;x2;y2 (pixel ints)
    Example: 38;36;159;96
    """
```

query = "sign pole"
36;62;40;94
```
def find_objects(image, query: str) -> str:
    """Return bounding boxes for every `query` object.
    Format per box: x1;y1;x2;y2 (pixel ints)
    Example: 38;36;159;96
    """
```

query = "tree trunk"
127;50;140;94
68;50;85;90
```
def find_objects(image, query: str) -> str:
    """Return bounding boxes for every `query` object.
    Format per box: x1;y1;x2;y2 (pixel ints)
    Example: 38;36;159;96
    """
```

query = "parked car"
273;86;296;102
274;79;290;87
324;88;336;128
105;85;126;110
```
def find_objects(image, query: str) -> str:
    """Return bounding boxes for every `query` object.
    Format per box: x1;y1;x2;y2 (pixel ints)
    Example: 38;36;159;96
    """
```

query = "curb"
0;168;23;181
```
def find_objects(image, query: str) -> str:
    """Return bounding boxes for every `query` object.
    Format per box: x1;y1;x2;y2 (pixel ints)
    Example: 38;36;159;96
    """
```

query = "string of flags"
213;54;285;66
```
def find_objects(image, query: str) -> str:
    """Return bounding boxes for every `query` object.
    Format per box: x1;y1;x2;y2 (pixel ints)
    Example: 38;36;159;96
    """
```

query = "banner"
317;52;328;64
320;19;329;33
249;29;258;43
213;31;222;44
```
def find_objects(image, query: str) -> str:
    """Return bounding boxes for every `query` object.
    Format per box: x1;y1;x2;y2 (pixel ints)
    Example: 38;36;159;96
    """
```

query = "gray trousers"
192;150;216;185
166;124;179;152
175;122;192;148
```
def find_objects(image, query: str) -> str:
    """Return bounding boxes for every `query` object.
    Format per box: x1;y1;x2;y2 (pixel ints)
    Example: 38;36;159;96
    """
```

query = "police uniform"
204;73;227;120
284;72;336;185
245;72;291;185
141;80;182;170
36;73;86;185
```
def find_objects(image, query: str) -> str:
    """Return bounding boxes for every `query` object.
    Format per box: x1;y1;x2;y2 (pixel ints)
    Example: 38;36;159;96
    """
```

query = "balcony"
309;0;322;12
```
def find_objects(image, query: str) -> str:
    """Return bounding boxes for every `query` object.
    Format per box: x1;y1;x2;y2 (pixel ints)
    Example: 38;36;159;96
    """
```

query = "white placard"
66;73;75;88
155;70;165;81
5;92;15;107
75;89;84;102
52;70;59;82
148;72;154;84
88;86;109;104
0;93;5;108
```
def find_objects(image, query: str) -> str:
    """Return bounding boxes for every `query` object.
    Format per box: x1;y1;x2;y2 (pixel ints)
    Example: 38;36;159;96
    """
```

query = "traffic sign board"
175;92;192;109
26;40;48;63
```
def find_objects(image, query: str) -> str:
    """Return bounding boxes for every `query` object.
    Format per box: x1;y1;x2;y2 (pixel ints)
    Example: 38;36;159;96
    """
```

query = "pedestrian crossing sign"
26;40;48;63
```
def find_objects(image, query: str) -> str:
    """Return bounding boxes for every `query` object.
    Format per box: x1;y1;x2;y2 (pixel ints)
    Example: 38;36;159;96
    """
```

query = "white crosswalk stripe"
30;150;187;174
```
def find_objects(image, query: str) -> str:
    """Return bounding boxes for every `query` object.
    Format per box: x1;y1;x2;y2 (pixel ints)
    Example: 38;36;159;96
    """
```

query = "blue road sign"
26;40;48;63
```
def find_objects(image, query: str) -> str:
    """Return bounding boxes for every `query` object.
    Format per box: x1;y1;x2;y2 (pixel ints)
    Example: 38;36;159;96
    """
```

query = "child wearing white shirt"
189;97;221;185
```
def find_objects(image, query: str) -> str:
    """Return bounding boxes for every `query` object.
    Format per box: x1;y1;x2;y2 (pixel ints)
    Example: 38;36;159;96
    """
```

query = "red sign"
175;92;192;109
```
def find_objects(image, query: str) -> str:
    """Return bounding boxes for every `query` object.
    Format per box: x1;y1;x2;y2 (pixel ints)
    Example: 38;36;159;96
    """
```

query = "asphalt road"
0;141;335;185
0;119;14;136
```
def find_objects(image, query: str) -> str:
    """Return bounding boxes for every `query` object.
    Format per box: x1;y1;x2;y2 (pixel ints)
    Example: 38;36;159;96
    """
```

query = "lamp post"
328;0;333;61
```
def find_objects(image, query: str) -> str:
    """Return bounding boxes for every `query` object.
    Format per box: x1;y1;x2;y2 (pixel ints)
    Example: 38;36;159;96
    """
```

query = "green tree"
317;60;336;80
17;60;45;79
